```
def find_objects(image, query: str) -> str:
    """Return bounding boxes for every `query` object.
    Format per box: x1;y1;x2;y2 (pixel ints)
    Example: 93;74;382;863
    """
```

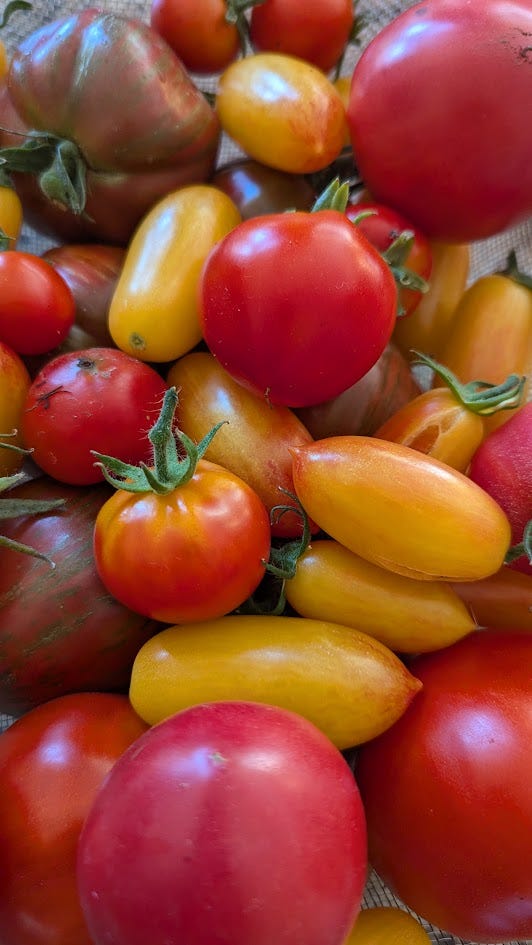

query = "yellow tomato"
284;539;476;653
333;74;352;146
216;52;346;174
0;341;31;476
129;615;422;748
0;182;23;247
345;907;431;944
291;437;511;582
0;40;7;80
108;185;241;362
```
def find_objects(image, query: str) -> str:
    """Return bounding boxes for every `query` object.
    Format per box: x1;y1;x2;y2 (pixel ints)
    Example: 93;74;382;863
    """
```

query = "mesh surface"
1;3;531;944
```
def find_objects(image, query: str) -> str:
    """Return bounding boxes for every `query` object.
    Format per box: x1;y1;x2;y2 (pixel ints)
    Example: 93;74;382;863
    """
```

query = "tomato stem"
411;350;526;415
311;176;350;213
500;249;532;290
0;470;65;566
505;520;532;566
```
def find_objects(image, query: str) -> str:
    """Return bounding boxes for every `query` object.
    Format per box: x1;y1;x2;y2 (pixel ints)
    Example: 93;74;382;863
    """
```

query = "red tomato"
0;251;75;355
355;631;532;943
150;0;240;73
0;692;148;945
77;701;368;945
249;0;354;73
468;402;532;575
347;0;532;241
21;348;169;485
199;210;397;407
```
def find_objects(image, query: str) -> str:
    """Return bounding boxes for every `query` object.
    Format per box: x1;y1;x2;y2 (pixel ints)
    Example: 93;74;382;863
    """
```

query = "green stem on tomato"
411;350;526;415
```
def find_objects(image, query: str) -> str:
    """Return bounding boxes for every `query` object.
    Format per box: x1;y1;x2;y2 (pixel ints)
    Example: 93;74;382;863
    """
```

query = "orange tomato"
345;906;431;944
0;340;31;476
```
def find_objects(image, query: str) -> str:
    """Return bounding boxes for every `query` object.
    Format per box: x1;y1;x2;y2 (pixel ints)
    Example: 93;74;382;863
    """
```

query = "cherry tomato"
0;251;75;355
0;692;148;945
21;348;169;485
211;158;316;219
199;208;397;407
345;906;431;945
216;52;346;174
451;566;532;635
150;0;240;74
249;0;354;73
77;701;368;945
355;630;532;943
0;340;30;476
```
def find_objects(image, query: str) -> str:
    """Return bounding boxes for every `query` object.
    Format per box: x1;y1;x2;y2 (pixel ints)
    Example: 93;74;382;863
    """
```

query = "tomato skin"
249;0;354;73
216;53;346;174
347;0;532;241
167;351;316;537
284;539;476;654
451;566;532;634
0;692;148;945
93;460;271;624
355;631;532;943
0;251;75;356
0;340;30;476
109;185;242;363
0;182;23;246
150;0;240;73
78;701;368;945
21;348;169;486
129;615;421;746
291;437;512;581
346;906;431;945
0;477;162;715
211;158;316;219
200;210;397;407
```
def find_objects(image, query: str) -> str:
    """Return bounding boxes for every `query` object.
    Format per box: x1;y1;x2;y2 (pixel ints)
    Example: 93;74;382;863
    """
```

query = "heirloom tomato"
0;251;75;356
0;10;219;243
200;205;397;407
108;185;241;363
347;0;532;241
93;388;271;624
78;701;368;945
356;631;532;943
248;0;355;73
129;614;421;746
211;158;316;219
150;0;240;73
216;52;346;174
0;340;30;476
0;693;148;945
291;437;511;581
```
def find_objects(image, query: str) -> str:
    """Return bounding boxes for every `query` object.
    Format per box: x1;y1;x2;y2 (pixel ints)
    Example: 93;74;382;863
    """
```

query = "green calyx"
411;350;526;416
311;176;351;213
505;520;532;567
224;0;265;52
0;134;87;215
92;386;225;495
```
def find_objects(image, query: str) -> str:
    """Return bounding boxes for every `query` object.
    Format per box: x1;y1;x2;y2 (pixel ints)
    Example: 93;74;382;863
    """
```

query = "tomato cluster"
0;2;531;945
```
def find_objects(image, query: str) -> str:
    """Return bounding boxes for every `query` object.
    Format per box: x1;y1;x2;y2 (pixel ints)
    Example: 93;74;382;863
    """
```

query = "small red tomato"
150;0;240;74
0;251;75;355
249;0;354;73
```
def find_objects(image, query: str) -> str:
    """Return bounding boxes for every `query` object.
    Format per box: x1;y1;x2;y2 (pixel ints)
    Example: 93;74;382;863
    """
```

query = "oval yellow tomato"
216;52;346;174
345;907;431;945
0;340;31;476
291;437;511;581
108;185;241;362
0;181;23;248
129;615;422;748
284;539;476;653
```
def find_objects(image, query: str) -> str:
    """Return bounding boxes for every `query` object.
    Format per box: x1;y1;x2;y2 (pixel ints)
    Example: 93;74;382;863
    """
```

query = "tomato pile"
0;1;531;944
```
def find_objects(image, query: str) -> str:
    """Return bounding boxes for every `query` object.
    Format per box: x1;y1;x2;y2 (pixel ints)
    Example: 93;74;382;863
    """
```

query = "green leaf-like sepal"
505;520;532;566
311;177;350;214
411;350;526;416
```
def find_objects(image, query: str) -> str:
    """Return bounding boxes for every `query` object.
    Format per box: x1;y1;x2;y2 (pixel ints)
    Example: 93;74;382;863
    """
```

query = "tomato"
199;208;397;407
347;0;532;241
0;174;22;248
345;907;431;945
0;340;30;476
150;0;240;73
167;351;316;538
109;185;241;363
0;251;75;356
468;403;532;576
0;692;148;945
78;701;368;945
249;0;354;73
0;10;219;243
284;539;476;654
346;201;432;317
129;614;421;746
355;630;532;943
0;476;162;716
93;388;271;624
451;566;532;635
291;437;512;581
216;53;346;174
21;348;169;486
0;39;6;79
211;158;316;219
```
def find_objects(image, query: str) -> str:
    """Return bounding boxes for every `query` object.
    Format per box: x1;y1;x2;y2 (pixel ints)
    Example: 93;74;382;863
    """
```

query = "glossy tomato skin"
150;0;240;73
249;0;354;73
0;477;162;715
77;701;368;945
0;692;148;945
0;340;30;476
200;210;397;407
0;251;75;355
93;460;271;623
451;566;532;635
21;348;169;485
347;0;532;241
355;631;532;943
211;158;316;219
